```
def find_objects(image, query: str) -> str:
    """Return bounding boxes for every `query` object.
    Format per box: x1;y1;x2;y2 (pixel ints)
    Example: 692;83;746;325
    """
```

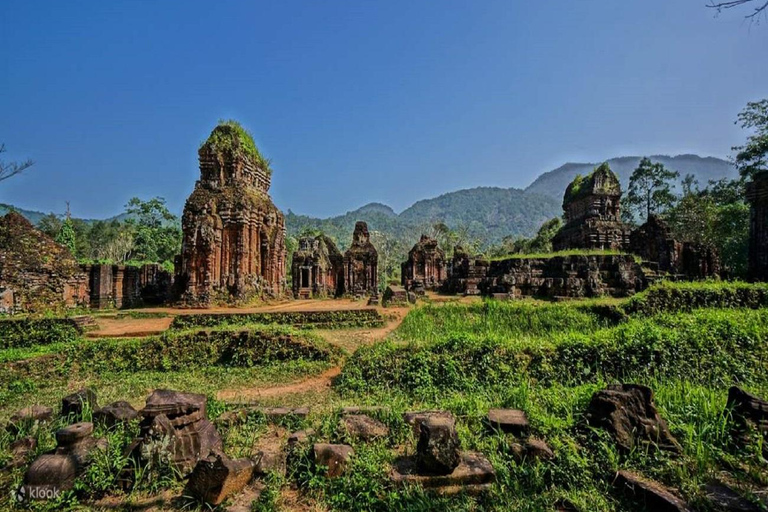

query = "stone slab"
486;409;529;436
392;451;495;493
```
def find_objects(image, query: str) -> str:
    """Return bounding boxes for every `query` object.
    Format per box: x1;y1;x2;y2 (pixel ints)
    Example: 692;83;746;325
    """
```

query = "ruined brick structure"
291;234;343;299
747;171;768;281
442;246;489;296
480;254;647;299
85;263;173;309
176;122;286;305
0;212;89;314
629;215;720;279
343;221;378;296
401;235;446;291
628;215;681;274
552;163;631;251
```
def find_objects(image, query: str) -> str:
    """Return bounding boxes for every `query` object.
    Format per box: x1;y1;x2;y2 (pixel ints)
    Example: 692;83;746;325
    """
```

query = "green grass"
489;249;639;262
4;282;768;510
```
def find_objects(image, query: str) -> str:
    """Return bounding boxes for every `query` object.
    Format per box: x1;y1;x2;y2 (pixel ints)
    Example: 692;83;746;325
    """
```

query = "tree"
123;197;182;263
0;144;34;183
707;0;768;21
55;217;77;255
624;157;680;222
666;178;749;277
733;99;768;180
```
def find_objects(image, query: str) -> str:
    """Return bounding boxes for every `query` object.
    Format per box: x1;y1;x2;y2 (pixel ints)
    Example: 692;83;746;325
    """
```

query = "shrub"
338;308;768;396
0;318;81;350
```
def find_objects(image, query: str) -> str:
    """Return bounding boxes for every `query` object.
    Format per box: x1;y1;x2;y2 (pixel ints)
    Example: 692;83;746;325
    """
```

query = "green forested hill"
286;188;559;251
525;154;735;200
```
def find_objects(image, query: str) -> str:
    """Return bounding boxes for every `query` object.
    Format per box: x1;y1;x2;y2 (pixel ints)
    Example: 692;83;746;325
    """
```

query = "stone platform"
391;451;495;495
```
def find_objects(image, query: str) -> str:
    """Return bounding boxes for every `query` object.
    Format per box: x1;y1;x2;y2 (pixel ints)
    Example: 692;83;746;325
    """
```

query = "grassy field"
1;282;768;510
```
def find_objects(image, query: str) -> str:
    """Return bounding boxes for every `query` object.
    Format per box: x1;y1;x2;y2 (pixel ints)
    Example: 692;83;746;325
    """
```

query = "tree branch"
707;0;768;20
0;144;35;183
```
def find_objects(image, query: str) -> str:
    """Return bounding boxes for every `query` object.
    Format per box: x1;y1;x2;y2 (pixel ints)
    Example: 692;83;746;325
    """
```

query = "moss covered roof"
201;120;272;176
563;162;621;205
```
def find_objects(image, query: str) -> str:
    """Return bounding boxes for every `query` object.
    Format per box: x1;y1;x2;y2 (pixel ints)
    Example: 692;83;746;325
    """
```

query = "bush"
170;309;383;330
338;308;768;396
622;280;768;316
0;318;81;349
68;325;340;373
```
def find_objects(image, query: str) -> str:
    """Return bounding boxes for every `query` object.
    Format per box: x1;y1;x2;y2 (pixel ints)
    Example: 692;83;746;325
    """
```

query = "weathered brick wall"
481;254;647;299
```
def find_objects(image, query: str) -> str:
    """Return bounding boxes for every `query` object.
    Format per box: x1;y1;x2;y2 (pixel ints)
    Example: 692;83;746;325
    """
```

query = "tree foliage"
624;157;680;223
487;217;563;258
54;217;76;255
665;178;749;277
123;197;182;263
733;99;768;180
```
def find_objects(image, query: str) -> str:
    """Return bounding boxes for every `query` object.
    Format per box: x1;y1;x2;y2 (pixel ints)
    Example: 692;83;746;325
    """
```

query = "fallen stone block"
586;384;681;453
185;452;255;506
56;422;94;446
486;409;530;436
726;386;768;456
703;483;761;512
287;429;315;450
341;414;389;441
404;410;455;437
141;389;206;419
137;389;222;475
54;422;106;469
23;454;77;495
254;448;286;476
417;416;461;475
391;451;495;495
313;443;354;478
4;437;37;470
7;405;53;434
614;470;692;512
93;401;138;428
62;388;99;419
524;439;555;461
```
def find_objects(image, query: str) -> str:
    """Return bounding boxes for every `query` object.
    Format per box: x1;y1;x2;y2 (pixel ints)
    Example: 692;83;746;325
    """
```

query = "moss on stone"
201;120;272;176
563;162;621;204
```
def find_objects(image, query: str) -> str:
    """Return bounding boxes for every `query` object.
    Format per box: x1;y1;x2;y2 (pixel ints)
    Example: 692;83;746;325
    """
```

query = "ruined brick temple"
552;163;631;251
0;212;89;314
291;234;343;298
343;221;378;296
747;171;768;281
401;235;446;291
629;215;719;279
442;246;489;296
176;122;286;305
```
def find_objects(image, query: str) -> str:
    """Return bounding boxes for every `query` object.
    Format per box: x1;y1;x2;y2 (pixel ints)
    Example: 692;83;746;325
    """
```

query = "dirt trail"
216;307;409;402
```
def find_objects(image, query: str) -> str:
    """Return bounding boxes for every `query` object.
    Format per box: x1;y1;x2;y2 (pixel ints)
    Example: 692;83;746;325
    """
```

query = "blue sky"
1;1;766;219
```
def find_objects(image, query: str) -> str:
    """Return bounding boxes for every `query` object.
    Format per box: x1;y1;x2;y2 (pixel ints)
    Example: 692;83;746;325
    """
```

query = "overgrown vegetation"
203;119;272;175
170;308;384;330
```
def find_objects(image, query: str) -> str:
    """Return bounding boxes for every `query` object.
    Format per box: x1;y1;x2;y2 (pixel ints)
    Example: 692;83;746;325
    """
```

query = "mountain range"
2;154;735;253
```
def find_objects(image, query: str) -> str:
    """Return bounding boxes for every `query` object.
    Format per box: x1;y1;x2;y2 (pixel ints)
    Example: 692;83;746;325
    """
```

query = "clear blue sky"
1;1;766;219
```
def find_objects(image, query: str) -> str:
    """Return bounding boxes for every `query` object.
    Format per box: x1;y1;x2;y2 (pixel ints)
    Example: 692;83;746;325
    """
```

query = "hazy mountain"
286;187;559;251
3;154;738;254
0;204;48;225
525;154;736;201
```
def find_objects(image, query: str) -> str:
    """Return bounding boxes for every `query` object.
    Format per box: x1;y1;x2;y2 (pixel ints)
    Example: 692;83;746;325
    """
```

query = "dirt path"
86;316;174;338
215;307;409;402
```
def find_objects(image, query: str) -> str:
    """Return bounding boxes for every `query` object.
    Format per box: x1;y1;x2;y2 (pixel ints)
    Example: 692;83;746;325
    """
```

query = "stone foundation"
479;254;647;299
